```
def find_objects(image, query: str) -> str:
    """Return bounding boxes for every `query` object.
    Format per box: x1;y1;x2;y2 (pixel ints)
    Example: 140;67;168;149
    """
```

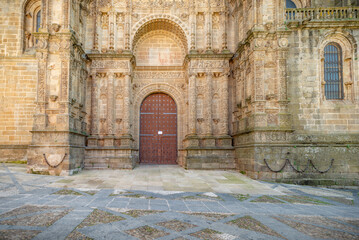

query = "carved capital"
96;72;107;78
114;72;124;78
213;72;221;78
197;118;205;123
197;72;205;78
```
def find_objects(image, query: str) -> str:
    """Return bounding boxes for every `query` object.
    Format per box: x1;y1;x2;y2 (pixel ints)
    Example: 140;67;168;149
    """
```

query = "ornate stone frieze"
189;59;229;70
132;0;189;9
210;0;224;8
133;71;185;79
91;60;129;69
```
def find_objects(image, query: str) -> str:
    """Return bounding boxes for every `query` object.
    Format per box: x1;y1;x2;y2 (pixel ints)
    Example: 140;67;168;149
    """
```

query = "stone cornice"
233;27;291;58
185;53;233;60
87;53;135;61
286;20;359;29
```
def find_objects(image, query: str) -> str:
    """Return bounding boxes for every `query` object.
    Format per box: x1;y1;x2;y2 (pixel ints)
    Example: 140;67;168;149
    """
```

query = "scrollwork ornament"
255;38;265;48
60;40;71;50
36;39;48;49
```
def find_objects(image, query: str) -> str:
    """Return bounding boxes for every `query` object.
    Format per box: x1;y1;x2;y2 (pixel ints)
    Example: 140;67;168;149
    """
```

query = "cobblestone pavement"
0;163;358;240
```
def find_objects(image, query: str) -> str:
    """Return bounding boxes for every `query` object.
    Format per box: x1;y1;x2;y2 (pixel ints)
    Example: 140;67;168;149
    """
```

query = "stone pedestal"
27;131;86;176
183;135;235;170
84;134;137;169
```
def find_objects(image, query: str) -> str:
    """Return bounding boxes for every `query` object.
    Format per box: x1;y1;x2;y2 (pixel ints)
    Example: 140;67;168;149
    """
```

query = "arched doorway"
140;93;177;164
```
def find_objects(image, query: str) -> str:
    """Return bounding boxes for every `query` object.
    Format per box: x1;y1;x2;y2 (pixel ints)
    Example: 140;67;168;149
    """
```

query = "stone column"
93;10;100;52
92;73;100;135
41;0;48;29
206;10;212;52
220;11;228;52
188;74;197;135
62;0;70;29
220;72;229;135
190;1;196;53
109;10;115;51
107;73;114;136
124;1;131;52
205;72;212;135
123;73;131;136
34;47;49;130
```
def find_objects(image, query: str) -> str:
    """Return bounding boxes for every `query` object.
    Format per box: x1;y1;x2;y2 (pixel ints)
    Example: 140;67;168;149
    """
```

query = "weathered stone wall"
278;25;359;185
0;0;38;161
134;32;185;66
0;0;23;56
287;28;359;133
232;0;359;186
0;58;37;161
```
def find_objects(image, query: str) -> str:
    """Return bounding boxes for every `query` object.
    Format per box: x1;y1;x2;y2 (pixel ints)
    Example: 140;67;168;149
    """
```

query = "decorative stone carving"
92;61;129;69
50;23;61;33
190;60;228;69
132;0;189;9
134;72;185;79
36;39;48;49
278;38;289;48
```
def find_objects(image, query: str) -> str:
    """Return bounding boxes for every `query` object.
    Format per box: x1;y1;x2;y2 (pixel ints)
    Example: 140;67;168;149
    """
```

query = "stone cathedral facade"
0;0;358;185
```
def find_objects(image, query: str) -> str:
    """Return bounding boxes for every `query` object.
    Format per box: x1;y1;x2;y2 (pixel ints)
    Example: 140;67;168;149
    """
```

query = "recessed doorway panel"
140;93;177;164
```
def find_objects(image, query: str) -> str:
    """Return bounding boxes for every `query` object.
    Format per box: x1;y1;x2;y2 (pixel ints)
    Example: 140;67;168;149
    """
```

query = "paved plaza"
0;163;358;240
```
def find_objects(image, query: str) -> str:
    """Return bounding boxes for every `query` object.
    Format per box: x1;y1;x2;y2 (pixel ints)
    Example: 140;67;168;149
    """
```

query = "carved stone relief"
91;60;129;69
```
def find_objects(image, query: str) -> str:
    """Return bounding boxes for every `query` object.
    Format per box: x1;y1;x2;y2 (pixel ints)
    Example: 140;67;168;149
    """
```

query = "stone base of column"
183;134;200;148
27;131;86;176
85;135;137;169
183;135;235;170
84;148;138;169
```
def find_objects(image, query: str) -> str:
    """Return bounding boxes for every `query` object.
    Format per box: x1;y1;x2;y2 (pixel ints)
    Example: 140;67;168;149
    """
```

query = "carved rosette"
278;38;289;48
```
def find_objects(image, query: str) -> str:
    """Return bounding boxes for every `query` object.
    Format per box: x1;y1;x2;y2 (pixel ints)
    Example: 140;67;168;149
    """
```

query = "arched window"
286;0;297;8
324;43;344;100
36;10;41;32
24;0;41;51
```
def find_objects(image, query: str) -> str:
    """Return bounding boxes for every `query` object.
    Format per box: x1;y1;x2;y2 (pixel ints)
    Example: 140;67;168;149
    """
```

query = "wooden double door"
140;93;177;164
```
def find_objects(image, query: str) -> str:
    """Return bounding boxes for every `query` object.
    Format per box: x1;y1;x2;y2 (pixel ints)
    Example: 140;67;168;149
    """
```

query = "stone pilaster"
205;72;212;135
206;9;212;52
63;0;70;29
220;11;229;52
124;1;131;52
41;0;48;29
109;10;115;51
190;0;196;53
93;6;100;52
220;72;229;135
123;73;132;137
107;73;114;136
91;72;99;136
188;74;197;135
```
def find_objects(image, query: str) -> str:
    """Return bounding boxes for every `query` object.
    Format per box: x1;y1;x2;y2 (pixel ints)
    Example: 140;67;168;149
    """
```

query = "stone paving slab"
0;163;358;240
45;165;280;195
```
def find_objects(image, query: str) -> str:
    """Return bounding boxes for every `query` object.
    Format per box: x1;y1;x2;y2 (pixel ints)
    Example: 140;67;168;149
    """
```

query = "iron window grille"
324;43;344;100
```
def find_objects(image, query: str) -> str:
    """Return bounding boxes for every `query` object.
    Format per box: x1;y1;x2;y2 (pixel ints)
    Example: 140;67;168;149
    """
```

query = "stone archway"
131;14;190;51
133;83;186;154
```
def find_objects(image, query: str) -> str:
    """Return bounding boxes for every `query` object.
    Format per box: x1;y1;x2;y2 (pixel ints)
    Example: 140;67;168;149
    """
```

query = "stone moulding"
131;14;190;40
